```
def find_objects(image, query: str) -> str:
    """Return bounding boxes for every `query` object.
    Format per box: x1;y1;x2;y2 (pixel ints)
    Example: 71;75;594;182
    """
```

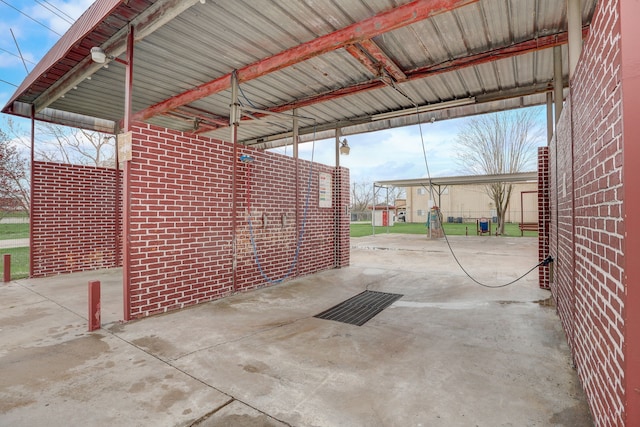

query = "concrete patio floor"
0;234;592;426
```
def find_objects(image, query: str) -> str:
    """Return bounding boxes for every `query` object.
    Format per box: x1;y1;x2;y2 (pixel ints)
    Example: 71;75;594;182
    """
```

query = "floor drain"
314;290;403;326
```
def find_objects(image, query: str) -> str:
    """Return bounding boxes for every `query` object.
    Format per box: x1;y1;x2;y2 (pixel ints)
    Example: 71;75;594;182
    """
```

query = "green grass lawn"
351;222;538;238
0;223;30;240
1;247;30;280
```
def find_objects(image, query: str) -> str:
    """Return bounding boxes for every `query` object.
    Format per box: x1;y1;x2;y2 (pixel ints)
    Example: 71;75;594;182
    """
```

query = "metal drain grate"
314;290;403;326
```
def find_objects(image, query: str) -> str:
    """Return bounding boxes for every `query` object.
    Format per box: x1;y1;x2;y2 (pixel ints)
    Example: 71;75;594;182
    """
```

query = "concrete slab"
14;267;124;325
0;234;592;426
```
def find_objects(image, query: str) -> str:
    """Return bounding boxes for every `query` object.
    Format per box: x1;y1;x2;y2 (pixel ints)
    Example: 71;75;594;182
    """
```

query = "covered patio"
1;235;591;426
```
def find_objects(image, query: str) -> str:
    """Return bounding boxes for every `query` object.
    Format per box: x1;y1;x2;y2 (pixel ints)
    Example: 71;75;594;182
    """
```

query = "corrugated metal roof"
3;0;597;146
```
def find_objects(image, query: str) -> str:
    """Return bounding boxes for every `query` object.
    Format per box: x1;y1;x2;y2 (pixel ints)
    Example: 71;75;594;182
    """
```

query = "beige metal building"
377;172;538;224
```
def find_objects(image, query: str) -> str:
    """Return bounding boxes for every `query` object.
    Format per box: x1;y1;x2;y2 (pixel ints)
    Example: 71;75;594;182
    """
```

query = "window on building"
417;209;426;216
417;188;426;195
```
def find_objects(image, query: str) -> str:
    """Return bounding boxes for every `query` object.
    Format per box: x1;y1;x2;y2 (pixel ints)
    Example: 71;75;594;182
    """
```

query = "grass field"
0;223;30;240
351;222;537;238
0;222;30;279
1;247;30;280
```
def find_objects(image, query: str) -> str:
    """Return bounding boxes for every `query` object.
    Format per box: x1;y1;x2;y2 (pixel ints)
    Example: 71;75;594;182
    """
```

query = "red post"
3;254;10;282
88;280;101;331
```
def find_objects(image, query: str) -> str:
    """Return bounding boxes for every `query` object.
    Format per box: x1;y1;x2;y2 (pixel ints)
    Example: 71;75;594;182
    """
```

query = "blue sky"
0;0;94;97
1;1;544;184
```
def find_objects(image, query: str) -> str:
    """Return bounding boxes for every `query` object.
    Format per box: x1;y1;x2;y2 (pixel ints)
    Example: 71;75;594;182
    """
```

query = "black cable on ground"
414;105;553;288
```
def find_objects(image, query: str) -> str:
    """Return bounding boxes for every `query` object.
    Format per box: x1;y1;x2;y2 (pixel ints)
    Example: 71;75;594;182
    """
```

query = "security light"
339;139;350;155
90;47;107;64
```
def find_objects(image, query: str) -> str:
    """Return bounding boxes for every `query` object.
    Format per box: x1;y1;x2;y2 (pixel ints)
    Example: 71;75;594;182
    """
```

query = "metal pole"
122;25;134;321
386;186;390;234
29;105;35;278
3;254;10;283
567;0;583;79
372;183;376;236
553;46;563;125
231;71;239;292
88;280;101;331
546;91;553;143
293;109;300;276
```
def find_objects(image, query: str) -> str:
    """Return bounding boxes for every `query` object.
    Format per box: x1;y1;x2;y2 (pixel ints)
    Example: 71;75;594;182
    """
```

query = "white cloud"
271;118;470;184
30;0;95;35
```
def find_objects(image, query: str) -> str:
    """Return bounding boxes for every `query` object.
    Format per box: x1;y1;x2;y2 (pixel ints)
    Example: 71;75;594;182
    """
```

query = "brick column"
334;166;350;268
537;147;550;289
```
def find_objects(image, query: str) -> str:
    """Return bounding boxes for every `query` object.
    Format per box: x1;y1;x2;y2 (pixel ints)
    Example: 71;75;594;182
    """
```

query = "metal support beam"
122;25;134;321
123;27;134;132
293;109;299;277
567;0;583;79
235;29;586;131
345;45;383;78
546;91;553;143
292;109;299;159
359;39;407;81
231;71;239;293
553;46;564;125
29;105;34;278
132;0;478;123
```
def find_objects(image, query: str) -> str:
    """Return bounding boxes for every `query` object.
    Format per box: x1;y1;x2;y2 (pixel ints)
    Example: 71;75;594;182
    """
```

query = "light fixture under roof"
339;138;350;155
90;47;107;64
90;46;129;65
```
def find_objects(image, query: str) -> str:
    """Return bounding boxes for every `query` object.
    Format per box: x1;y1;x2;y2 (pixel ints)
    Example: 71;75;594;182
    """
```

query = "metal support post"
567;0;583;79
88;280;101;331
231;71;240;292
122;25;134;321
546;92;554;143
293;109;300;276
553;46;564;126
3;254;10;283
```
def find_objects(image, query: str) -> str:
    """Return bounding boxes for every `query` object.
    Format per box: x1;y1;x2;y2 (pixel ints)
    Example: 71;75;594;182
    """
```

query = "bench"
519;222;538;236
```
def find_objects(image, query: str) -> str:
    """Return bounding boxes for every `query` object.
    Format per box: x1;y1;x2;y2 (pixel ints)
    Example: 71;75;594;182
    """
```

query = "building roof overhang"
375;171;538;188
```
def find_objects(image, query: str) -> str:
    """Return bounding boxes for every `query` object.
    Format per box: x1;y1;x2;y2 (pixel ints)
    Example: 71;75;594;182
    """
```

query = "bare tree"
351;181;373;214
2;118;117;215
4;118;115;167
456;109;542;235
389;186;406;205
0;129;29;216
36;123;115;167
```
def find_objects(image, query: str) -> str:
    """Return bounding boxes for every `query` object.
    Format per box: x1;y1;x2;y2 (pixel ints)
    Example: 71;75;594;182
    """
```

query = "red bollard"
3;254;10;283
88;280;101;331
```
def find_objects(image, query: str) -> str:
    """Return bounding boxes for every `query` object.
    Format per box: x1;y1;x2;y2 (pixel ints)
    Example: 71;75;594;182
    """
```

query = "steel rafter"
191;28;586;136
131;0;478;123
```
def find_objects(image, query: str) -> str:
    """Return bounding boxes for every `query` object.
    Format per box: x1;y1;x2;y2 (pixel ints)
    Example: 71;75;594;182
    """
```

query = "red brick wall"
548;0;629;424
620;0;640;423
31;162;121;277
550;101;577;353
126;123;350;318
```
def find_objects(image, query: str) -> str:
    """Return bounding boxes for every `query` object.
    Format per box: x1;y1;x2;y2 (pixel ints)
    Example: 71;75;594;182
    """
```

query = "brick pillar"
334;167;350;268
537;147;550;289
